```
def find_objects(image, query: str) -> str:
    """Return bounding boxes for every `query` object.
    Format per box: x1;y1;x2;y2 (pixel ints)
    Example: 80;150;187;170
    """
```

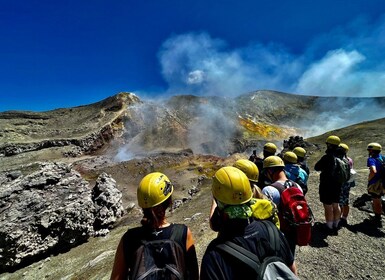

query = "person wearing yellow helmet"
366;142;384;227
209;162;280;232
314;135;343;235
249;142;279;189
111;172;199;280
201;166;297;279
283;151;309;195
233;159;263;198
337;143;356;227
293;146;310;176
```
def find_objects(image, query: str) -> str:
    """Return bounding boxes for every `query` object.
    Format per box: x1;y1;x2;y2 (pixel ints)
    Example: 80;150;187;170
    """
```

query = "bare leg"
324;204;333;228
373;198;382;215
341;205;349;219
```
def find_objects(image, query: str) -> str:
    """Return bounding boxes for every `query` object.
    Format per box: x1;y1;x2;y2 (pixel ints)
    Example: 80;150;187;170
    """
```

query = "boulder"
0;162;123;272
92;172;124;236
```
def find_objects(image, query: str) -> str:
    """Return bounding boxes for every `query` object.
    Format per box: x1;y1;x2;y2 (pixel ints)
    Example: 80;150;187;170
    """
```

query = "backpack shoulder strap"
170;224;186;251
375;156;385;164
261;220;281;253
216;241;261;275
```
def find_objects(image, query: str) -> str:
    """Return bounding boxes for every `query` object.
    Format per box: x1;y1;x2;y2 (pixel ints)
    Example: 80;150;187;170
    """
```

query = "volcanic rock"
0;162;123;272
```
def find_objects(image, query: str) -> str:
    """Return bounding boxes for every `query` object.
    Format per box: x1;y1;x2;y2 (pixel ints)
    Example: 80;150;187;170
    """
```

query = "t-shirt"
367;154;384;185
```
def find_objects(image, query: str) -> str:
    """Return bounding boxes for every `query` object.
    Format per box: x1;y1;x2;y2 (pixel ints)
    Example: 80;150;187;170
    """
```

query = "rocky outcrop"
92;173;124;236
0;162;123;272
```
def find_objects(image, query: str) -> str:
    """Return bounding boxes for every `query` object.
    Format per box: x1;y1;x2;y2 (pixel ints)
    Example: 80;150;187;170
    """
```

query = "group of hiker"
110;136;384;280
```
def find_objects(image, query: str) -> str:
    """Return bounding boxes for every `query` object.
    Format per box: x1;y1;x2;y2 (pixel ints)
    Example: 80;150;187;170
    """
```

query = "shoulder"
368;157;377;166
123;226;145;241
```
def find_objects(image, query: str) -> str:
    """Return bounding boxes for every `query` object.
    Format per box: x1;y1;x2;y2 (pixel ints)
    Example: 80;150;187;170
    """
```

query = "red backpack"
272;180;314;246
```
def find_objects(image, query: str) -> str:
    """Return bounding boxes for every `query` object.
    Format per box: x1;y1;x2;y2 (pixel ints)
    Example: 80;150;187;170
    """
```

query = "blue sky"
1;0;384;112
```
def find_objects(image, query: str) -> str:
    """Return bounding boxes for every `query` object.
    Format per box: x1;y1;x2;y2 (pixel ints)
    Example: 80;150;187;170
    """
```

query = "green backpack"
333;156;351;185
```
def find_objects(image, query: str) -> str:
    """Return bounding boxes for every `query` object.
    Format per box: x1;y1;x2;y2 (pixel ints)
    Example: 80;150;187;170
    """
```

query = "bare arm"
289;260;298;275
185;227;199;280
110;238;128;280
368;165;377;181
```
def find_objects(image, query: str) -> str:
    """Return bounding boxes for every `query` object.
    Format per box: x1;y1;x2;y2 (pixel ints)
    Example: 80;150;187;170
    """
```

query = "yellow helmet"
264;142;277;154
293;147;306;158
283;151;298;164
326;135;341;146
233;159;259;182
263;156;285;169
339;143;349;152
212;166;252;205
367;142;382;151
137;172;173;209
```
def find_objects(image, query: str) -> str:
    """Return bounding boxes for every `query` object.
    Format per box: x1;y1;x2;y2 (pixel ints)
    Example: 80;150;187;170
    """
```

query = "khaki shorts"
368;180;385;197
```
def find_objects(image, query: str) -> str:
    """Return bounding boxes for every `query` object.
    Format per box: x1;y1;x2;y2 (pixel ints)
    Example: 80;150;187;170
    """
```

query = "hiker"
234;159;262;198
283;151;309;195
314;135;343;235
261;156;308;255
110;172;199;280
210;159;280;232
338;143;356;227
365;142;384;228
255;142;278;189
249;149;258;163
201;166;297;279
293;146;310;175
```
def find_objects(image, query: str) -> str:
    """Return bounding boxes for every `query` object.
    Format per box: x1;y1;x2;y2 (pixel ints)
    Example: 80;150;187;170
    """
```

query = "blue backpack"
284;165;308;195
375;155;385;185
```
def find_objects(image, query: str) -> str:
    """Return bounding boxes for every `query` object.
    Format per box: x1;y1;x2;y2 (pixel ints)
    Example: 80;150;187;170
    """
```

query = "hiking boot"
338;218;348;228
320;224;338;236
330;227;339;236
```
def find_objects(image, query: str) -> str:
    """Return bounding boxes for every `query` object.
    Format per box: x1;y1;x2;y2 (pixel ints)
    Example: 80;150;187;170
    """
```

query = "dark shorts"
320;185;341;205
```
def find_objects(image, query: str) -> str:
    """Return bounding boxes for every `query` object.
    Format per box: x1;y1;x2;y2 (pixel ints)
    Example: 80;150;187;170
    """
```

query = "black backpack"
216;220;299;280
129;224;186;280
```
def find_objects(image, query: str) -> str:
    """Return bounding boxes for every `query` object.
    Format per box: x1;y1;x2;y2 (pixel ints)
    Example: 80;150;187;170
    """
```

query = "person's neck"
274;171;288;182
159;221;170;228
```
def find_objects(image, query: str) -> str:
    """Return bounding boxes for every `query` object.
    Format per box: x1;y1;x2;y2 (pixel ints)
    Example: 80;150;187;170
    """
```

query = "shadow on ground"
309;222;329;248
345;219;385;238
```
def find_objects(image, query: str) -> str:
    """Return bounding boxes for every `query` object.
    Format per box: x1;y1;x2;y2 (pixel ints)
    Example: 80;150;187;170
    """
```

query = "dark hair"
141;196;172;229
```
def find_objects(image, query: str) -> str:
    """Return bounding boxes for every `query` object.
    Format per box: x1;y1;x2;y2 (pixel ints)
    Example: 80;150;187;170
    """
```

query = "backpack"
272;180;314;246
333;156;351;185
130;224;186;280
284;166;308;195
375;156;385;186
216;220;299;280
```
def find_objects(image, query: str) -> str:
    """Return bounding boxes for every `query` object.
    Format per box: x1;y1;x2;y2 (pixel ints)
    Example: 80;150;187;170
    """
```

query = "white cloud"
158;32;300;97
295;50;366;96
158;15;385;98
187;70;205;84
